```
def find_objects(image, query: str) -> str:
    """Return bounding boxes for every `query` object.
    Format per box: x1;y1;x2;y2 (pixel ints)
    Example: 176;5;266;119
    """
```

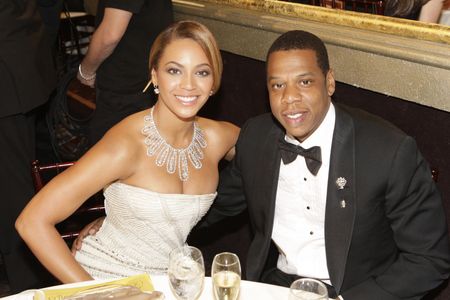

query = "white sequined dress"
75;182;216;279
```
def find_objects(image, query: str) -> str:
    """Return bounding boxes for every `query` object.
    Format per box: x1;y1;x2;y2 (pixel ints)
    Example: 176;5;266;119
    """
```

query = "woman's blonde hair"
149;20;222;94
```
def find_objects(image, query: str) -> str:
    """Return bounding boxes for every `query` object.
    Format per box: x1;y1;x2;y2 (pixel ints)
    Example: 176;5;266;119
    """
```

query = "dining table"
1;274;290;300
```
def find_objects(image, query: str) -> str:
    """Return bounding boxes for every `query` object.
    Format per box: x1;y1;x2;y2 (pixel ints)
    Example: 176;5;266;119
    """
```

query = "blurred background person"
0;0;56;293
37;0;64;47
385;0;444;23
76;0;173;146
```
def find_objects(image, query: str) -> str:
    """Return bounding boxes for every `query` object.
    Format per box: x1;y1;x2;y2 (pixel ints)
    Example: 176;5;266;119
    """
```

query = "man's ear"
326;69;336;97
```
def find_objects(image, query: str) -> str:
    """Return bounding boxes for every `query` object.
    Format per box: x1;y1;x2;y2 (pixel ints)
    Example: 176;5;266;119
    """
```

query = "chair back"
31;160;105;241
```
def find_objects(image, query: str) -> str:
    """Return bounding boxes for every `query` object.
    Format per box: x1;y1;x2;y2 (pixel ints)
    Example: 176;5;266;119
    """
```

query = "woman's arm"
419;0;444;23
16;125;137;283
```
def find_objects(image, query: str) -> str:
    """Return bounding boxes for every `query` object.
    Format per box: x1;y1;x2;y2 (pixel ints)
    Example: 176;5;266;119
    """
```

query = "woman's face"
151;38;214;120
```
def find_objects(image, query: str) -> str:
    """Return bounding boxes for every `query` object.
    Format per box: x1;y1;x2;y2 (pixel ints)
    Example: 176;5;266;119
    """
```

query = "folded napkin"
37;274;154;300
62;285;164;300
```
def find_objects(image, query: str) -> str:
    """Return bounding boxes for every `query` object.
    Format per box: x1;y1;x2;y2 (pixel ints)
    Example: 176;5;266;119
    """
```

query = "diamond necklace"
142;107;207;181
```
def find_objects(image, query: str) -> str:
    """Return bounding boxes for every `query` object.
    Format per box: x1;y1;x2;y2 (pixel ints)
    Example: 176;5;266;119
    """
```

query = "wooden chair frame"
31;160;105;241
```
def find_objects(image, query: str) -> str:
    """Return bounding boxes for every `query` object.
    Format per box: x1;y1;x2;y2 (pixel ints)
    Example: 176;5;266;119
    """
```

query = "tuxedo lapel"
325;105;356;294
260;124;284;235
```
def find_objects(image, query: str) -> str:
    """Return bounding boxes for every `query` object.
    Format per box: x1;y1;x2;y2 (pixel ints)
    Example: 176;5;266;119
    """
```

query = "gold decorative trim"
173;0;450;112
199;0;450;45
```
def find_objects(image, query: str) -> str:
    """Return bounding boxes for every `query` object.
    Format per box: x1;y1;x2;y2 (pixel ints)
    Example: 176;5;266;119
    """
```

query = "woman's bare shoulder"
197;117;239;140
86;110;148;169
197;117;239;160
105;110;148;142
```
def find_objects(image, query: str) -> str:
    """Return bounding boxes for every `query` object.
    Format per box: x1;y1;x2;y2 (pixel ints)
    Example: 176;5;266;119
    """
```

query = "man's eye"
196;70;210;77
167;68;181;75
272;83;284;90
300;79;312;86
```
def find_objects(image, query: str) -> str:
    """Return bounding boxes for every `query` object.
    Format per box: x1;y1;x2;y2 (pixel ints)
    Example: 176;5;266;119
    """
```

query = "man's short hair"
266;30;330;76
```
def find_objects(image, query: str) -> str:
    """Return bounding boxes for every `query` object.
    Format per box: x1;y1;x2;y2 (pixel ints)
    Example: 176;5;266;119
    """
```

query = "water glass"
289;278;328;300
211;252;241;300
168;245;205;300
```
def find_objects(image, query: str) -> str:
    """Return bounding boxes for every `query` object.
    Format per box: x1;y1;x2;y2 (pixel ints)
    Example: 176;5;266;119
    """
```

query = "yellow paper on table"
33;273;154;300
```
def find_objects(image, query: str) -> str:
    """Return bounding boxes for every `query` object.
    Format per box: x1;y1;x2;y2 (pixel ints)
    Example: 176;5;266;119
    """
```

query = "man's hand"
71;217;105;255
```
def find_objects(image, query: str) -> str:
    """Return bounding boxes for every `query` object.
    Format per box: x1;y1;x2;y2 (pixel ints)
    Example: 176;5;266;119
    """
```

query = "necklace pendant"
187;147;201;169
167;148;177;174
179;151;189;181
142;107;207;181
156;144;169;167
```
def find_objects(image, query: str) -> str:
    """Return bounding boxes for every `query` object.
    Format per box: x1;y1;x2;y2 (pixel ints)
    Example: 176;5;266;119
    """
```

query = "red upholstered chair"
31;160;105;242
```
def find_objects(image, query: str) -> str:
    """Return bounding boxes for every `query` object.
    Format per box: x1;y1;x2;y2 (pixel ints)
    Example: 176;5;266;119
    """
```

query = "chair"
31;160;105;242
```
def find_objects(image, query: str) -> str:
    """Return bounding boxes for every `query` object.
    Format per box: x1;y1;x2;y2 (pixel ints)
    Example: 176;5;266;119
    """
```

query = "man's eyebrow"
267;72;315;81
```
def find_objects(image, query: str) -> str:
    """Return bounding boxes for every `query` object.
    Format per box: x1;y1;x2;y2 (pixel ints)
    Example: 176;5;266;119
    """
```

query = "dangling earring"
142;80;152;93
154;85;160;95
209;90;214;96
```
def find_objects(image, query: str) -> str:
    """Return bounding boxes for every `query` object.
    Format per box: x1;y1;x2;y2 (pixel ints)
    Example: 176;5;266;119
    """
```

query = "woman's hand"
71;217;106;255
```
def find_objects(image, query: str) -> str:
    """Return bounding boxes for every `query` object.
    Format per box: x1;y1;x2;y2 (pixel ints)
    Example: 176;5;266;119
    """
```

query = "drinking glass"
288;278;328;300
168;245;205;300
211;252;241;300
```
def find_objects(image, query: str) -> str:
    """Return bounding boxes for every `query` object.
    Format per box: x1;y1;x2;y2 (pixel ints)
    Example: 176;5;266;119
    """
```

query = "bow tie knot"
278;139;322;176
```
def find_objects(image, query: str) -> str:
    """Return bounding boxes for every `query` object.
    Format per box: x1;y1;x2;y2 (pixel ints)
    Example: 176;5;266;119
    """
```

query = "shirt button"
310;231;314;235
304;177;307;181
306;206;310;210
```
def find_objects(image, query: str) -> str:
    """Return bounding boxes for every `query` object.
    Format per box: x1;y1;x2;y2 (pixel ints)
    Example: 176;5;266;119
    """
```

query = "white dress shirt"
272;103;336;284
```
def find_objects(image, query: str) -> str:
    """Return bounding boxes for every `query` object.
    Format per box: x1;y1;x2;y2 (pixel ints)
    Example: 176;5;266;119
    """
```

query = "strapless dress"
75;182;216;279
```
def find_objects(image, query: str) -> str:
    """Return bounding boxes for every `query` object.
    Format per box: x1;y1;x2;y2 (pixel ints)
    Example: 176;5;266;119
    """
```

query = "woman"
16;20;239;283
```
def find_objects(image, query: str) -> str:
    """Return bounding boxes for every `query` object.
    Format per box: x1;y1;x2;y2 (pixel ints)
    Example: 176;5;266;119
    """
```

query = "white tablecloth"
1;275;289;300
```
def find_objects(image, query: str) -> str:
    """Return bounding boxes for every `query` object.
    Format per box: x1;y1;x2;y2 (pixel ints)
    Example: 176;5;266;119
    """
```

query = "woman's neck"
151;103;196;148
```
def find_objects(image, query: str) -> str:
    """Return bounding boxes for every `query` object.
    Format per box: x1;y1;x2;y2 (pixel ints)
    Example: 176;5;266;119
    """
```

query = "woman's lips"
176;95;198;105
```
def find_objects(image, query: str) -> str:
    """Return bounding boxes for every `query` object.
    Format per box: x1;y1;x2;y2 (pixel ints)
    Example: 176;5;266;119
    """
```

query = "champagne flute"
211;252;241;300
168;245;205;300
288;278;328;300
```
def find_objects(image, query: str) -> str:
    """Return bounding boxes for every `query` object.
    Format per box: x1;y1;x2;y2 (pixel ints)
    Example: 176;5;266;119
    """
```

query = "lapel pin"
340;199;346;208
336;177;347;190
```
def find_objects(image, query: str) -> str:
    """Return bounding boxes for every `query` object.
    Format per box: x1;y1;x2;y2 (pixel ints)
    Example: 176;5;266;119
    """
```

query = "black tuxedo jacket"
207;103;450;299
0;0;56;118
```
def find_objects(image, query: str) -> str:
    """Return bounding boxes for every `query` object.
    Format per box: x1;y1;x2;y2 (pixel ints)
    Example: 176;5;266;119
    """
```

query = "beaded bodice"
75;182;216;279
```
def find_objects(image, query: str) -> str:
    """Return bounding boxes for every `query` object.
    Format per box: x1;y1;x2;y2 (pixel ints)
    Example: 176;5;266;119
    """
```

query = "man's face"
267;49;335;142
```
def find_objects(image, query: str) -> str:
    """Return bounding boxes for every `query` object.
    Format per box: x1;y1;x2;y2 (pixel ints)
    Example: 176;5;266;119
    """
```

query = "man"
0;0;56;292
77;0;172;145
204;30;450;299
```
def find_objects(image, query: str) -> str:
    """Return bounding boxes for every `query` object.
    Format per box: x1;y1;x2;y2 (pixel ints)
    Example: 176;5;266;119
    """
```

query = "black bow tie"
278;139;322;176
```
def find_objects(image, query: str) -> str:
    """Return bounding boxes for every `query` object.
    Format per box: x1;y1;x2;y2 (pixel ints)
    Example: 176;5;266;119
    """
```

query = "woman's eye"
196;70;210;77
167;68;181;75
